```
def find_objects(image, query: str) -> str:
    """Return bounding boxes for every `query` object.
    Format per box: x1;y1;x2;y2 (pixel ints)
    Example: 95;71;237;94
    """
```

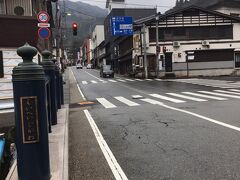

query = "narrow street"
71;67;240;180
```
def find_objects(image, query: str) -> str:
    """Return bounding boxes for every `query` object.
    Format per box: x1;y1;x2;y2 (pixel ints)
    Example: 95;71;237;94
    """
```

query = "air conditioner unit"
9;1;32;16
173;41;180;48
202;40;210;46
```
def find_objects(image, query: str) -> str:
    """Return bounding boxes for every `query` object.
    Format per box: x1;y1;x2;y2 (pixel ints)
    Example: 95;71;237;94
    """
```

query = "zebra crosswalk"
94;89;240;109
80;78;160;85
80;78;240;88
168;78;240;89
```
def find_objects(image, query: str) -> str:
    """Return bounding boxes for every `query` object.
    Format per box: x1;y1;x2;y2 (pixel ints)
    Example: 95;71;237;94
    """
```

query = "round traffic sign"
37;11;50;23
38;28;51;39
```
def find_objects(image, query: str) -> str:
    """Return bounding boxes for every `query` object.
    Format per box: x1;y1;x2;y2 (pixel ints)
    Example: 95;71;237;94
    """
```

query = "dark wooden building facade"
0;0;55;78
104;8;156;74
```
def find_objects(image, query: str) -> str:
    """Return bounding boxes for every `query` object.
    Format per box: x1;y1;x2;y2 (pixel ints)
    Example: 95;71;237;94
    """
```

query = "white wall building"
134;6;240;77
106;0;125;13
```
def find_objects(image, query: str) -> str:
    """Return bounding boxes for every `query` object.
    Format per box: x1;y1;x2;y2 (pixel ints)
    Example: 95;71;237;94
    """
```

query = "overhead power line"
61;5;97;19
70;0;172;8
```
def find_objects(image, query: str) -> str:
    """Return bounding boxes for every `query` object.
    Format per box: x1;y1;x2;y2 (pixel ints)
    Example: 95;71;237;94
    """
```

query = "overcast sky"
69;0;176;13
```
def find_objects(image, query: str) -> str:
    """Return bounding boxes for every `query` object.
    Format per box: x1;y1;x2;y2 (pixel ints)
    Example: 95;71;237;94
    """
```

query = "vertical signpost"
37;11;51;48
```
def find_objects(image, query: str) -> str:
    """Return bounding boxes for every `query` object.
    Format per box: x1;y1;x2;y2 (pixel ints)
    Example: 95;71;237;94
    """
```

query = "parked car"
100;65;114;78
86;64;92;69
76;64;83;69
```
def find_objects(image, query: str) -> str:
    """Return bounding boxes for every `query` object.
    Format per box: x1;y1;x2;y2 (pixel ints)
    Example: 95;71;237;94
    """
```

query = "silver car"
100;65;114;78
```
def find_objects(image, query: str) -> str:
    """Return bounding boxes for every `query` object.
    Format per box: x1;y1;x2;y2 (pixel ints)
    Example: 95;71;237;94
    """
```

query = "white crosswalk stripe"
167;93;207;102
199;91;240;99
117;79;126;82
132;95;143;99
114;96;140;106
146;79;153;81
125;79;135;82
140;98;163;105
108;79;117;82
82;81;88;85
149;94;185;103
96;98;117;108
182;92;227;100
91;80;98;84
229;89;240;92
135;79;144;81
155;79;162;81
214;90;240;95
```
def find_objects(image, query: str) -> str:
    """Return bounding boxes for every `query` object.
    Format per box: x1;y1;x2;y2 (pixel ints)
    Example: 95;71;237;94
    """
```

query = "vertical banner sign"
20;96;39;144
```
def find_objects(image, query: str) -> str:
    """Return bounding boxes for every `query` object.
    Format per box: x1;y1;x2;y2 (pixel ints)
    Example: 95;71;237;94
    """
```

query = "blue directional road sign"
111;16;133;36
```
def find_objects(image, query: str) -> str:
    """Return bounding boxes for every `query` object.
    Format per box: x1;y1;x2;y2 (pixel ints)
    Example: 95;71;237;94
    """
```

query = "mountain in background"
56;0;107;53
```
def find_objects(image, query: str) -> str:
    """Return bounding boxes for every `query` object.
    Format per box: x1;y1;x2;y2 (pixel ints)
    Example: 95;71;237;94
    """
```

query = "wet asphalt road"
72;67;240;180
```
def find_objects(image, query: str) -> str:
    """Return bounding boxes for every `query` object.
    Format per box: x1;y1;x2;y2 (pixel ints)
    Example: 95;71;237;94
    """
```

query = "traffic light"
72;23;78;36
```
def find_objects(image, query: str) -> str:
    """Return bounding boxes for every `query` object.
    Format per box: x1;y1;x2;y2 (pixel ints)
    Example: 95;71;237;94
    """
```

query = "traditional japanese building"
131;6;240;77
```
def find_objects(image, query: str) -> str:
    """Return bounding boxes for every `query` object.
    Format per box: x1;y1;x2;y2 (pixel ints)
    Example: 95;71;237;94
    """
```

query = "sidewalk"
6;69;70;180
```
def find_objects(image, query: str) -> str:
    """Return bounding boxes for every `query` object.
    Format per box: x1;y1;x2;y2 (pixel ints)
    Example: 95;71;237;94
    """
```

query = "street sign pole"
156;16;159;78
142;24;148;79
37;11;51;50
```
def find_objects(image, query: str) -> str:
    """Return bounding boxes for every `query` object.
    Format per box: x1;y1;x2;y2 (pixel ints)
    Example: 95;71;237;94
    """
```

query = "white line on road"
91;80;98;84
141;98;163;105
146;79;153;81
77;84;86;101
108;80;117;83
149;94;186;103
229;89;240;92
199;91;240;99
117;79;126;82
132;95;143;99
167;93;207;102
84;110;128;180
96;98;117;109
82;81;88;85
114;96;140;106
182;92;227;100
134;79;144;81
84;70;105;81
214;90;240;95
140;98;240;132
125;79;135;82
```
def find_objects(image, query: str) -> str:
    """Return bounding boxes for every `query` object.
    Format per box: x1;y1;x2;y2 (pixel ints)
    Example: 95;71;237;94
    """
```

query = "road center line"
141;98;240;132
84;110;128;180
84;70;104;81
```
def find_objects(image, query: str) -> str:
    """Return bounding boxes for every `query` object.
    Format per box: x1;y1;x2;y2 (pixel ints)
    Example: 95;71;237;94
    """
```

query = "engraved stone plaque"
20;96;39;144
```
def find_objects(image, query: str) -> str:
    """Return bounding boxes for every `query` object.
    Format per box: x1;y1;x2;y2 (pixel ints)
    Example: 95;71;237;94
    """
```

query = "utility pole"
142;24;148;79
155;15;159;78
56;1;60;63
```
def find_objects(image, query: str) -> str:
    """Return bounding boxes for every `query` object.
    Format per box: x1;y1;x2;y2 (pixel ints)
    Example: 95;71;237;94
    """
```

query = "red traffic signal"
72;23;78;36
